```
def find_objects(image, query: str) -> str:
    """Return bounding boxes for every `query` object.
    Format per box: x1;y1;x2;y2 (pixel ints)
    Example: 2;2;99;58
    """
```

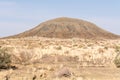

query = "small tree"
0;48;11;69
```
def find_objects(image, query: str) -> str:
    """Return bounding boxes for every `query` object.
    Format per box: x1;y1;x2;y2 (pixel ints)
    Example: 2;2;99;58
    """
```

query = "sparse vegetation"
114;58;120;68
115;45;120;52
104;46;108;50
0;48;11;69
73;44;78;47
12;49;40;65
55;46;62;50
114;46;120;68
0;38;120;79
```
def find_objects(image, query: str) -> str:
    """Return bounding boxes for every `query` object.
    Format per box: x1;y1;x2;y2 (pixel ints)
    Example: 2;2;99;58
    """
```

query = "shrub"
104;46;108;50
12;49;40;65
114;58;120;68
0;48;11;69
55;46;62;50
114;46;120;68
115;46;120;52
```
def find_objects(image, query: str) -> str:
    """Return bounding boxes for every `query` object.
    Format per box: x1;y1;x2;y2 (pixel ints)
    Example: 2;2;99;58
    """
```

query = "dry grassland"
0;37;120;80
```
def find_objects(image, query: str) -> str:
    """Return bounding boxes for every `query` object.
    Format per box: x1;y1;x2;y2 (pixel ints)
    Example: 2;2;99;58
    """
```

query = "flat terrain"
0;37;120;80
0;63;120;80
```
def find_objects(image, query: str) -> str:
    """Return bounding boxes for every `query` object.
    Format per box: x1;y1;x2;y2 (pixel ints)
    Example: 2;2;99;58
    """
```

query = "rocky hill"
8;17;120;39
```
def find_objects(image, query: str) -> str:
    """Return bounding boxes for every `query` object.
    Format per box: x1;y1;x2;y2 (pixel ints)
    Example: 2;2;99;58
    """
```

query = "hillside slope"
8;17;120;39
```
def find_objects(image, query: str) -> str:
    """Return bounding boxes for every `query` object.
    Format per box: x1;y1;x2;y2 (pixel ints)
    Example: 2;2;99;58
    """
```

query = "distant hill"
7;17;120;39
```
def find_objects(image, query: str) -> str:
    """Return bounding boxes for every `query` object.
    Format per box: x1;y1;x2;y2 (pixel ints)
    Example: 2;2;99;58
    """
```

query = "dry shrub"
0;48;11;69
55;46;62;50
11;49;42;64
114;57;120;68
114;46;120;68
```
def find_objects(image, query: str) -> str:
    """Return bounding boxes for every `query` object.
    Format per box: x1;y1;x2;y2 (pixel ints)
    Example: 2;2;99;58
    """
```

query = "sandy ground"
0;37;120;80
0;63;120;80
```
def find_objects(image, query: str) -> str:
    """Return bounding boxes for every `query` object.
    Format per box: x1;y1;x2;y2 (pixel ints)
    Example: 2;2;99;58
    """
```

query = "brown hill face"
9;17;119;39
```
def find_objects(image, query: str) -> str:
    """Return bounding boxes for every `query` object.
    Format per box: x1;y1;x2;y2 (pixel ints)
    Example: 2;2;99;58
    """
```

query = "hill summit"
9;17;119;39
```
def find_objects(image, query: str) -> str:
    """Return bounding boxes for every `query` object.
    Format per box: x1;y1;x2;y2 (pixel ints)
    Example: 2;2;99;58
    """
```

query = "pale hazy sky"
0;0;120;37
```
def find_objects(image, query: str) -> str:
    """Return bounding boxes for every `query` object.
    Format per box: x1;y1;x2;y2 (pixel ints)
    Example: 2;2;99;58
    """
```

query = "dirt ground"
0;63;120;80
0;37;120;80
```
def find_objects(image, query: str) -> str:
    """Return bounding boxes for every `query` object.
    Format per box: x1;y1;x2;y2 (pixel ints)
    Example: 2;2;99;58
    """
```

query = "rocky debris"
39;72;47;78
4;75;10;80
32;75;36;80
55;67;71;78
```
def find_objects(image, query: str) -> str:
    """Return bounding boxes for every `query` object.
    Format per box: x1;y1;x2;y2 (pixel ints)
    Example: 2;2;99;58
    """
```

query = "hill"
8;17;120;39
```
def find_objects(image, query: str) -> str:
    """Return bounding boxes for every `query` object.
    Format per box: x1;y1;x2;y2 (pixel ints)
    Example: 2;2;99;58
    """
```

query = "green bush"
0;48;11;69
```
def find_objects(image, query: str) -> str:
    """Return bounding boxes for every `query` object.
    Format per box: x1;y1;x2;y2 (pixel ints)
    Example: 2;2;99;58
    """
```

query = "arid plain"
0;37;120;80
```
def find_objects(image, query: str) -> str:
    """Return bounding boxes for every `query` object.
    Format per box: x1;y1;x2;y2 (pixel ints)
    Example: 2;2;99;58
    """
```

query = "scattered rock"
39;70;47;79
47;66;54;71
40;73;47;78
32;75;36;80
55;67;71;78
4;75;10;80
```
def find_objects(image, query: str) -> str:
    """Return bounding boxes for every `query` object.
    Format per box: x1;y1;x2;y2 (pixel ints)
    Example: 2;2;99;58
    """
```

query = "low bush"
114;58;120;68
0;48;11;69
114;46;120;68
